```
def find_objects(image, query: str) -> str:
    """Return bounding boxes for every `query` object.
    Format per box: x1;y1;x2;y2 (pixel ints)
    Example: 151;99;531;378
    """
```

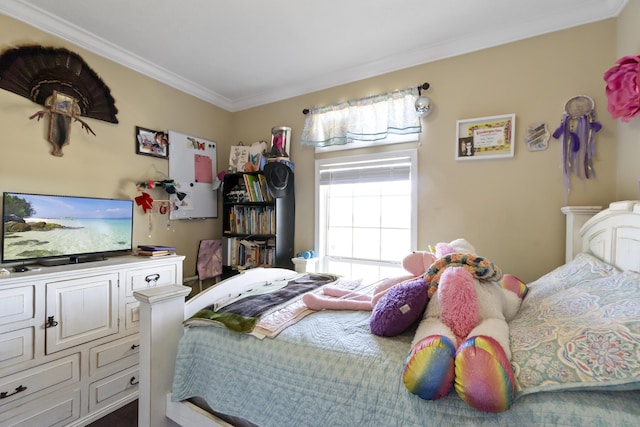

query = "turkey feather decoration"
0;45;118;156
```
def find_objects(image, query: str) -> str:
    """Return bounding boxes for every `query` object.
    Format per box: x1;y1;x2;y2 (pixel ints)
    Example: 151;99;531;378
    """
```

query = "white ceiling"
0;0;627;112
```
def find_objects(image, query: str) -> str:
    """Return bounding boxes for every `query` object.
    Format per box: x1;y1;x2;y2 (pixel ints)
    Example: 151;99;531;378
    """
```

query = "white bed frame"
133;201;640;427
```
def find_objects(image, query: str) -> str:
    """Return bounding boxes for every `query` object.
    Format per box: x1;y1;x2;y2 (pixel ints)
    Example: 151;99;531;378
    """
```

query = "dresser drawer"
89;335;139;377
0;353;80;407
125;265;177;296
0;285;34;326
89;365;139;412
0;387;80;427
124;300;140;330
0;327;34;370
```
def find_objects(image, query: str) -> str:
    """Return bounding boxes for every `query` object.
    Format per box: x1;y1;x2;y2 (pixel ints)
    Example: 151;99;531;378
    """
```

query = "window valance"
300;87;421;148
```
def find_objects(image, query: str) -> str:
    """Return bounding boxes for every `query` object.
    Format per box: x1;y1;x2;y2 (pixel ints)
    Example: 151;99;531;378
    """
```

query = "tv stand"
0;254;185;426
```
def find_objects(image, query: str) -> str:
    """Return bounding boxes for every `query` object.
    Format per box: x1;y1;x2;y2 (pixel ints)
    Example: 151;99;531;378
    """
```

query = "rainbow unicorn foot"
403;335;455;400
454;335;515;412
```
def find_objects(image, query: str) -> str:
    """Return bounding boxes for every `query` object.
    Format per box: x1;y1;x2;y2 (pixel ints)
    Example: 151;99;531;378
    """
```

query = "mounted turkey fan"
0;45;118;156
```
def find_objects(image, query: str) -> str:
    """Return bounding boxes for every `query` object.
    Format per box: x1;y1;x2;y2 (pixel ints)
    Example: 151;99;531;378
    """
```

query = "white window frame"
314;149;418;279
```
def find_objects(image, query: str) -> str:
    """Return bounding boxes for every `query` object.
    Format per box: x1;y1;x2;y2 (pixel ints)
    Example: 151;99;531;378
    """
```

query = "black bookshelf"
221;171;294;277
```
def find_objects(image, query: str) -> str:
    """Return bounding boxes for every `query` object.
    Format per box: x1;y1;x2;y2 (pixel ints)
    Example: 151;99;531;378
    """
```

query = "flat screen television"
2;192;134;266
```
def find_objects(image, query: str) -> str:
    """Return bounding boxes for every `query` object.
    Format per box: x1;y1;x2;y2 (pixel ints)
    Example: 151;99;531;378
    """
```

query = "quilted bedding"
171;253;640;427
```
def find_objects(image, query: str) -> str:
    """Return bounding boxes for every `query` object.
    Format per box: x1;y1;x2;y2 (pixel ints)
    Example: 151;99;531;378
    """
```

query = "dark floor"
88;399;137;427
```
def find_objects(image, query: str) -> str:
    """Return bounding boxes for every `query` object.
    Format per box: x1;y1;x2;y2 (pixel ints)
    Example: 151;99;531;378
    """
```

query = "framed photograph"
455;114;515;160
136;126;169;159
51;90;77;115
269;126;291;158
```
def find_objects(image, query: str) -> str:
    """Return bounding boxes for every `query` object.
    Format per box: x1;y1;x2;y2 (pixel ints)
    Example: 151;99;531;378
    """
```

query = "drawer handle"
130;344;140;350
129;376;139;386
46;316;59;328
145;273;160;285
0;385;27;399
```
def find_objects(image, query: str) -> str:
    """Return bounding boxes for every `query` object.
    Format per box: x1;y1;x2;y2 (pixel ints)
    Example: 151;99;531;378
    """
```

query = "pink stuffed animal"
402;238;528;413
301;251;435;311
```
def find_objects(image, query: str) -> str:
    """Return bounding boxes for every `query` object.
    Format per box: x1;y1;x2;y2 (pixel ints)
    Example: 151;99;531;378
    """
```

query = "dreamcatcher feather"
552;95;602;199
0;45;118;156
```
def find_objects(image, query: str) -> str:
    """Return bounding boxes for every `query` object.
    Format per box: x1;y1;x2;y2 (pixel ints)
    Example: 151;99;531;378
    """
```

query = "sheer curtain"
300;87;421;148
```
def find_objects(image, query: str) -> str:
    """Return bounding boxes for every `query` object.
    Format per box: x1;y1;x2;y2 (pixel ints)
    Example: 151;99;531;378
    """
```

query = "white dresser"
0;255;184;427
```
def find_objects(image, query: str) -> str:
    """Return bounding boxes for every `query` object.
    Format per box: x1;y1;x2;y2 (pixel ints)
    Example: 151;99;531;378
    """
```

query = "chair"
196;239;223;293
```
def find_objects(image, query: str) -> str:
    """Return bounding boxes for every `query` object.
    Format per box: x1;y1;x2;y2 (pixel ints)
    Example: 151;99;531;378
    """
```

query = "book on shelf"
137;245;176;251
222;236;275;268
253;180;264;202
257;174;273;201
242;174;254;201
242;174;268;202
228;205;276;235
137;249;173;257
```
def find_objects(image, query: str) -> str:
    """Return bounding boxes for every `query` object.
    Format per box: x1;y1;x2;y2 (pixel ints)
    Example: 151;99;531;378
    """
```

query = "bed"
134;201;640;427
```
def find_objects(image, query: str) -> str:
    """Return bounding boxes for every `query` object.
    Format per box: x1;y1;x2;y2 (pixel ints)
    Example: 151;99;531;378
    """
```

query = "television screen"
2;192;134;265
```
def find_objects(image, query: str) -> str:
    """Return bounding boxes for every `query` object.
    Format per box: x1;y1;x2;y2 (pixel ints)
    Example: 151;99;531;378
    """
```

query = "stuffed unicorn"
402;238;528;412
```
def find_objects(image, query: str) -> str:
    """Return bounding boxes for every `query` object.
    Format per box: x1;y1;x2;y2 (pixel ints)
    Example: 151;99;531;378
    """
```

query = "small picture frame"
51;91;77;115
456;114;515;160
136;126;169;159
228;145;250;172
269;126;290;158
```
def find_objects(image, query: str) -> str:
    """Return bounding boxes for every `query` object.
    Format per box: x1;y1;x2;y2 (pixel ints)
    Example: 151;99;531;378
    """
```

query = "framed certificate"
456;114;515;160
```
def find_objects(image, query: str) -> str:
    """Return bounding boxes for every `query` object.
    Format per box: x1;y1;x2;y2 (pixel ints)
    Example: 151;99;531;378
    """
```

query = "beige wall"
234;19;618;283
0;13;624;283
0;14;232;276
614;0;640;199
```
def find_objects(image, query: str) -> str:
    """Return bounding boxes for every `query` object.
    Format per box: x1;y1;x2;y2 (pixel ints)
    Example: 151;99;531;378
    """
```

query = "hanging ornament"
552;95;602;197
134;192;154;213
415;82;433;118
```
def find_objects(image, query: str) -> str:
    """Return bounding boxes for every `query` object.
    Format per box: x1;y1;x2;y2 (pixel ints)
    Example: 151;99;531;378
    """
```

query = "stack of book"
136;245;176;257
242;173;273;202
222;237;275;268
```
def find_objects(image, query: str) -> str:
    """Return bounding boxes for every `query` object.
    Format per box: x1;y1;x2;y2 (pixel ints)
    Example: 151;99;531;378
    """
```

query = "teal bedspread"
171;308;640;427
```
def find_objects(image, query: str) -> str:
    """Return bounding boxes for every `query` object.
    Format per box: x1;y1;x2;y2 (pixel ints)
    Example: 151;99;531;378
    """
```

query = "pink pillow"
370;278;427;337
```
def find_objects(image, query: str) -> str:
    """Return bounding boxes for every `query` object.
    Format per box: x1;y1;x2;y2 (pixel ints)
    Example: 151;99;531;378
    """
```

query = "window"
315;149;417;283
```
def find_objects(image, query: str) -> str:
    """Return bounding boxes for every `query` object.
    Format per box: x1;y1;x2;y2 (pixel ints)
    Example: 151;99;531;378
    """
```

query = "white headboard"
562;205;602;263
580;200;640;273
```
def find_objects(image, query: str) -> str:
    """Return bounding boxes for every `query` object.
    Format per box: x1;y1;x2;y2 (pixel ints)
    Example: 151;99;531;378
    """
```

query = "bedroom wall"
232;19;619;283
614;0;640;199
0;14;231;277
0;14;621;284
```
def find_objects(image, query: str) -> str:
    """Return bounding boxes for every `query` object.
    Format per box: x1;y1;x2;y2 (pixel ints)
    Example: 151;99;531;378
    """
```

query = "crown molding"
0;0;234;110
1;0;626;112
233;0;625;111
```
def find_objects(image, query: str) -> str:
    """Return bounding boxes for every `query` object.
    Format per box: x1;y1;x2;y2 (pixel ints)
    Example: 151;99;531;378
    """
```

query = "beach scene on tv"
2;193;133;263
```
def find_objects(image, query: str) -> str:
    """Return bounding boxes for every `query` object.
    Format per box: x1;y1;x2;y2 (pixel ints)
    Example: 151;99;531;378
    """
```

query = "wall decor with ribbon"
552;95;602;200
